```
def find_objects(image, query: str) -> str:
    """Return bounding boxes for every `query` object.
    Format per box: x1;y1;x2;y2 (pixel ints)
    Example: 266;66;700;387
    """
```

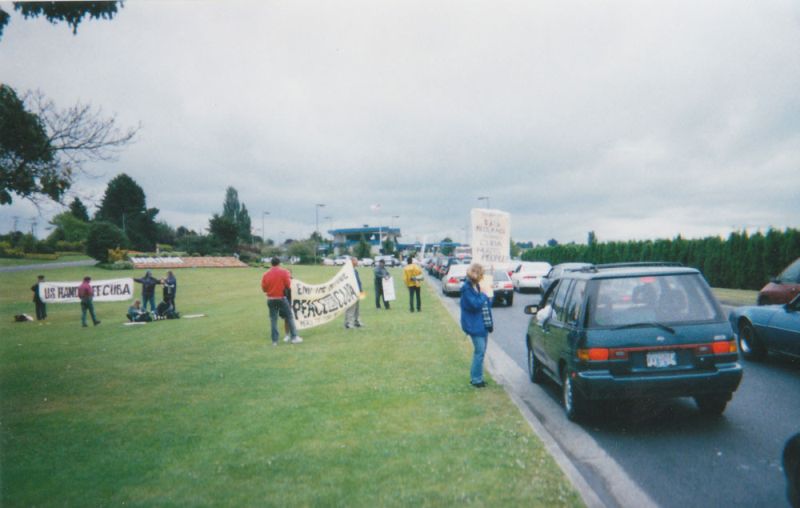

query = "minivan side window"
552;279;573;324
566;280;587;326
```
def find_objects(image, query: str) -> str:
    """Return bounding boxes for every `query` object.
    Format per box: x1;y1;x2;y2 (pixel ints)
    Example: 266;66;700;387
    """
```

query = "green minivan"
524;263;743;421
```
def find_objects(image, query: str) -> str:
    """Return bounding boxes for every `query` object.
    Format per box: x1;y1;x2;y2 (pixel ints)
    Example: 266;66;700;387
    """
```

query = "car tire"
562;369;588;421
527;343;545;384
739;321;767;361
694;393;730;416
756;294;770;306
507;294;514;306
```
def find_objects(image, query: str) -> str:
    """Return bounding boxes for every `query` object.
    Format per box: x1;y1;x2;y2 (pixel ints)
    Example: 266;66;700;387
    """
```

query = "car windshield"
586;273;722;328
778;258;800;283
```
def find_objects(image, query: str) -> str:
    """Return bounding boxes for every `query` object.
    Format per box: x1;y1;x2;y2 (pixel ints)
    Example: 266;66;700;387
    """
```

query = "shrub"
0;243;25;258
86;222;128;263
108;247;128;262
55;240;84;252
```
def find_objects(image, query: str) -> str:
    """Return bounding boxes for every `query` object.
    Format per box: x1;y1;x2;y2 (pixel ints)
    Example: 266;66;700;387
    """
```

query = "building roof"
329;226;400;236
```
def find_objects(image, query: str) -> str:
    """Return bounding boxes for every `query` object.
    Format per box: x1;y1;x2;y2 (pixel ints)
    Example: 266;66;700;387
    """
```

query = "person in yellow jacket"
403;256;424;312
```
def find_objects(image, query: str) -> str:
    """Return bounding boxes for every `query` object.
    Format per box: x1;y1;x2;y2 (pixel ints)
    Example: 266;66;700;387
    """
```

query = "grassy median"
1;265;582;506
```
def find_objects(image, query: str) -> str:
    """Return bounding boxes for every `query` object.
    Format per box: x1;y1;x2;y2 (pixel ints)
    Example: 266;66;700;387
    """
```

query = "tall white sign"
470;208;511;266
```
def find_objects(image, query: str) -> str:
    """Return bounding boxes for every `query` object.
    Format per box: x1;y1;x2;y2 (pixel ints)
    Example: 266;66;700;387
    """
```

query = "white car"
442;263;470;296
511;261;552;293
360;258;374;266
334;255;350;266
322;258;336;266
374;255;399;267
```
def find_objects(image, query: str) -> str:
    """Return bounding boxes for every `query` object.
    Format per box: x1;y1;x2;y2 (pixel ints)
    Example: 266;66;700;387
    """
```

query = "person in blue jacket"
460;263;493;388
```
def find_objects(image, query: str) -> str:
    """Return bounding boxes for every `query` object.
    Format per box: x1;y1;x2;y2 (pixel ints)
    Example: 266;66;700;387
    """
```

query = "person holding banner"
261;257;303;346
373;259;391;310
31;275;47;321
78;276;101;327
460;264;492;388
134;270;161;313
403;256;423;312
345;257;364;328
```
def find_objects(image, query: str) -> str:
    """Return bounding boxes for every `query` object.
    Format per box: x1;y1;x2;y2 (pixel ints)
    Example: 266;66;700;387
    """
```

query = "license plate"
646;351;676;368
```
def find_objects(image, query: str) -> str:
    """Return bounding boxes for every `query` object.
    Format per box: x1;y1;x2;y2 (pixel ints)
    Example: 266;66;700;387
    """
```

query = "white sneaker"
283;335;291;343
290;336;303;344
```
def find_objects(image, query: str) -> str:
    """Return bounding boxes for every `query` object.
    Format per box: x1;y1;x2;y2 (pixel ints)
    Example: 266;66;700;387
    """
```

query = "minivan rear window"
586;274;722;328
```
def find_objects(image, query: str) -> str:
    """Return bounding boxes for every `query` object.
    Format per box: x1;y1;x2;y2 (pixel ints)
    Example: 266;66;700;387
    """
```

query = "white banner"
290;263;361;330
471;208;511;266
39;278;135;304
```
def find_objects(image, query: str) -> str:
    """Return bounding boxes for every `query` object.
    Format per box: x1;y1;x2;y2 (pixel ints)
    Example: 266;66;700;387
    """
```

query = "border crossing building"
329;226;401;255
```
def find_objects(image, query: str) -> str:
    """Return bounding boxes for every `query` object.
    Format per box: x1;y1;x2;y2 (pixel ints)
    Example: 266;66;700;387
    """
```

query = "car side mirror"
524;304;539;315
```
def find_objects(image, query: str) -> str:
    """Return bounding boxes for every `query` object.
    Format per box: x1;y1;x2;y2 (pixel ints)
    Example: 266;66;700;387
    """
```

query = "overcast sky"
1;0;799;246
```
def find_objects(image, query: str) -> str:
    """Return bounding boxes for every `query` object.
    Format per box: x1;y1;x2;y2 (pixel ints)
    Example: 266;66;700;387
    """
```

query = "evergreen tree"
95;173;158;251
68;197;89;221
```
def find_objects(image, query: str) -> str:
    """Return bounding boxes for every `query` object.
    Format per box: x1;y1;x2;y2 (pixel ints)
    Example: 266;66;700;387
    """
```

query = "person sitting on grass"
127;299;152;322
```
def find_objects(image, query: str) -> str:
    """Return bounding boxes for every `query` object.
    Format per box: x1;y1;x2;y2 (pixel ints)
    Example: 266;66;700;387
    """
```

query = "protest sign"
471;208;511;266
39;278;134;304
382;276;396;301
290;262;361;330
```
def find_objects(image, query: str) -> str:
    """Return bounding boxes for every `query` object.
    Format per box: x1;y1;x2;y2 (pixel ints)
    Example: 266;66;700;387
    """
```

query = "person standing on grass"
460;263;492;388
345;256;364;328
403;256;423;312
162;271;177;311
373;259;391;310
261;257;302;346
134;270;160;313
279;268;294;342
78;276;101;327
31;274;47;321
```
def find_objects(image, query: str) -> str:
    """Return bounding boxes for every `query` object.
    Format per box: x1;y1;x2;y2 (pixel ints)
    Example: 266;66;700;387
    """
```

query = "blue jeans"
469;334;488;384
267;298;298;343
142;294;156;312
81;299;98;326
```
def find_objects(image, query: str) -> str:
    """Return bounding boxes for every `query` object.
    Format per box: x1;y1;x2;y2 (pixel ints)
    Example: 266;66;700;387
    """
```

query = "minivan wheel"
694;393;731;416
562;370;588;421
739;321;767;361
527;344;545;384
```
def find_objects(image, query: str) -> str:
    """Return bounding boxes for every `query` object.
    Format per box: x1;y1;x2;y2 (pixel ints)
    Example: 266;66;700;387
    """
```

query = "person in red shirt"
77;276;100;327
261;257;302;346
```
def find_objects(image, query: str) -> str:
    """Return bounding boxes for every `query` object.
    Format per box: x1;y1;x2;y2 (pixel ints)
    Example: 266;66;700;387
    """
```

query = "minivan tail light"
578;348;609;361
711;340;737;354
447;277;458;284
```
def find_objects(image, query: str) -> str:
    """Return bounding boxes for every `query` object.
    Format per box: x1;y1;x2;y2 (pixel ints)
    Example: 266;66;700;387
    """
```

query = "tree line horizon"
521;228;800;291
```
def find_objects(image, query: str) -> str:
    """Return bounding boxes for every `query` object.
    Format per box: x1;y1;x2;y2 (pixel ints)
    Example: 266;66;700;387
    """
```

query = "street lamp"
478;196;490;209
268;212;269;245
315;204;325;264
324;216;332;254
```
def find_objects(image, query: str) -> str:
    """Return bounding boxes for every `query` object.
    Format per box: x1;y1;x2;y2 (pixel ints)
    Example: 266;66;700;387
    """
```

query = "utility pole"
315;204;325;264
268;212;269;245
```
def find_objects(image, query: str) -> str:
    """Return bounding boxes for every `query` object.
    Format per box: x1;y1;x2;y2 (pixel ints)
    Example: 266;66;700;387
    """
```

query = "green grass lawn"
712;287;758;307
1;265;582;506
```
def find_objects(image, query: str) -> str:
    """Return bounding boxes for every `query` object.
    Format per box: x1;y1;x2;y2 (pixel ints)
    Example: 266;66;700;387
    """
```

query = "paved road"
0;259;96;272
432;277;799;507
